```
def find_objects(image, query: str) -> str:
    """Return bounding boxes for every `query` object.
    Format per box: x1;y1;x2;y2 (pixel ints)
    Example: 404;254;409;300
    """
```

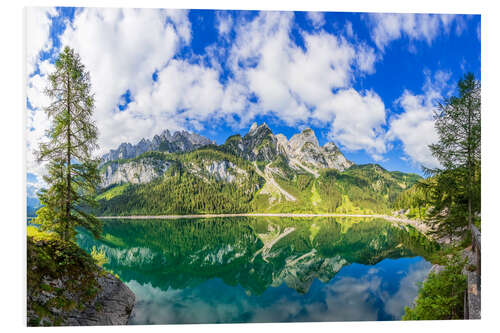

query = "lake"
76;216;437;324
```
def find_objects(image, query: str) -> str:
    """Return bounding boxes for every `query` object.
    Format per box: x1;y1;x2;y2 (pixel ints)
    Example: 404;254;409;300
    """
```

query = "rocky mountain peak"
101;123;353;176
323;141;340;153
101;129;214;164
289;128;319;152
246;122;271;138
159;129;172;140
274;128;353;172
242;123;277;161
249;122;258;134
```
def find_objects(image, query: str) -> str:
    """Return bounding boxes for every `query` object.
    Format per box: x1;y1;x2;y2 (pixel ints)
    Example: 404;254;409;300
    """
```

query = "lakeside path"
97;213;430;234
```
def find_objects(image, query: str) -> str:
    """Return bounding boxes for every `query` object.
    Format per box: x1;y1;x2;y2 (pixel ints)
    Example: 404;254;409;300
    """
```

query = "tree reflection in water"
76;217;436;323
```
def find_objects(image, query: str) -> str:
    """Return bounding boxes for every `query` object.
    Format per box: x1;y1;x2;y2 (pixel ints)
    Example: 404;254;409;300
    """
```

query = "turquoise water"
76;217;436;324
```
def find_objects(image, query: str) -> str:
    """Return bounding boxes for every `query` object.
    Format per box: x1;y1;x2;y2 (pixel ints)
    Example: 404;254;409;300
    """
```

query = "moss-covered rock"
27;227;135;326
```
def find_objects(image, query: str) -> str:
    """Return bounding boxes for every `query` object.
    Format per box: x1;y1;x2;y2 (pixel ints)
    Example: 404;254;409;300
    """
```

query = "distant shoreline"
97;213;397;220
27;212;430;234
95;213;429;232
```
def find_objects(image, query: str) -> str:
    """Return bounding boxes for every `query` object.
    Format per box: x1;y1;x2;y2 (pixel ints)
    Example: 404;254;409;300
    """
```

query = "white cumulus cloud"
59;8;191;154
306;12;325;29
216;11;233;38
228;12;385;156
368;13;458;51
387;70;452;169
26;7;58;75
27;9;419;184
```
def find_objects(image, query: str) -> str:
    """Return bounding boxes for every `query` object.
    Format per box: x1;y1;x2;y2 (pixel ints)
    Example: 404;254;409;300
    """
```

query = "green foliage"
315;164;421;214
96;184;129;201
95;146;423;215
248;162;422;215
403;254;467;320
96;147;265;215
90;246;108;267
424;73;481;238
394;180;432;219
425;169;478;239
27;227;102;326
35;46;101;241
314;170;342;213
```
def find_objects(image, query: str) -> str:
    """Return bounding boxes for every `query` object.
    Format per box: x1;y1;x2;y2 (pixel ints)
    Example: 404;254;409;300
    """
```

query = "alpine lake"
76;216;438;324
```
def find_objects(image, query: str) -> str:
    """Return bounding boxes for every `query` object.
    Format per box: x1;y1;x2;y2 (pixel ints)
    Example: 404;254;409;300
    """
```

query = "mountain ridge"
100;129;215;164
93;124;422;216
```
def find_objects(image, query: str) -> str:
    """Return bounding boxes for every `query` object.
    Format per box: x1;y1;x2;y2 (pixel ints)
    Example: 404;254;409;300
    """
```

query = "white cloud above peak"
24;8;479;189
26;7;58;76
306;12;325;29
59;8;191;153
368;13;458;51
216;11;233;38
52;8;386;157
228;12;385;156
387;70;452;169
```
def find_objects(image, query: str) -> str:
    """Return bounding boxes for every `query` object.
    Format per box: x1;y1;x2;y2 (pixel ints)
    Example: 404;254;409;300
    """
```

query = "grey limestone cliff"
27;270;135;326
101;129;214;164
99;123;354;190
64;273;135;326
101;157;170;188
283;128;353;171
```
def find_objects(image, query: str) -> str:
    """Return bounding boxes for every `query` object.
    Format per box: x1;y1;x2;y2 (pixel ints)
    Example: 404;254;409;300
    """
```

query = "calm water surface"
76;217;436;324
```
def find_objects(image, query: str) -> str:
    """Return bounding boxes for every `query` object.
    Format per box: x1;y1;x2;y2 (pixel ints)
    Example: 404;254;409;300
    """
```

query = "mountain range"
100;129;215;164
94;123;421;216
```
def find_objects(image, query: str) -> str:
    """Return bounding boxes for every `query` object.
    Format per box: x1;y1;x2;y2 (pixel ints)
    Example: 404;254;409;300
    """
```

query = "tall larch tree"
35;46;102;241
425;73;481;238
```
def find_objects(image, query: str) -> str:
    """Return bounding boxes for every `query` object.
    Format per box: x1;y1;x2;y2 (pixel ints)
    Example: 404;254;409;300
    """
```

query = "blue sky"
26;8;481;194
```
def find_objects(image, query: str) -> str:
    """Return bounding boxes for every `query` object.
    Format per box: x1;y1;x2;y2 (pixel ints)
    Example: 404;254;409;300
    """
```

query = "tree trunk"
467;95;473;236
468;195;472;232
65;69;71;241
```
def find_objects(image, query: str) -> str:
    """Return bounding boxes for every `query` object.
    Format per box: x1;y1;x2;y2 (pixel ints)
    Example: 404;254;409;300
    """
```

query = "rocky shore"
64;272;135;326
27;230;136;326
28;270;135;326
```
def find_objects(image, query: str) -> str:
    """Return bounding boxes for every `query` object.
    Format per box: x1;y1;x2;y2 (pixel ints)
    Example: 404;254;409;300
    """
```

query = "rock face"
224;123;353;172
64;273;135;326
282;128;353;172
99;123;353;191
101;157;169;188
28;270;135;326
204;160;247;183
101;129;214;164
242;123;279;162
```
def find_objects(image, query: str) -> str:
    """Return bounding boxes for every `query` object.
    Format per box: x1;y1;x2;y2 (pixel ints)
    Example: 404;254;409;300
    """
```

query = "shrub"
90;246;108;267
403;254;467;320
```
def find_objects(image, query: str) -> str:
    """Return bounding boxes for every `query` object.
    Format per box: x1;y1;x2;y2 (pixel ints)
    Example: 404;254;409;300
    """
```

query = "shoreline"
28;213;430;234
96;213;429;233
97;212;404;219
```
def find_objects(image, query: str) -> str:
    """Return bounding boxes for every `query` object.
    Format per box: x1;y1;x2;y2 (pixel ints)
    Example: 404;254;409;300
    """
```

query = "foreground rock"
28;271;135;326
64;272;135;325
27;230;135;326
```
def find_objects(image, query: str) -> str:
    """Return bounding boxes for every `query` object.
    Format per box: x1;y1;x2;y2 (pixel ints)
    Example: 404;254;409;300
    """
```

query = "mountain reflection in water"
76;216;436;324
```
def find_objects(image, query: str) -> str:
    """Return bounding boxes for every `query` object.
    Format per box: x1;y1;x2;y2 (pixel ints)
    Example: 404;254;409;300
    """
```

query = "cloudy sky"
26;7;481;195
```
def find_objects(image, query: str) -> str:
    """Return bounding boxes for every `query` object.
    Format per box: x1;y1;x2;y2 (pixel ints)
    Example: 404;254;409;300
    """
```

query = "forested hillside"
94;135;422;216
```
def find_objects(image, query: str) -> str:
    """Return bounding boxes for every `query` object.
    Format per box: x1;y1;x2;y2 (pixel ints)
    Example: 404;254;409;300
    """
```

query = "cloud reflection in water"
127;257;431;324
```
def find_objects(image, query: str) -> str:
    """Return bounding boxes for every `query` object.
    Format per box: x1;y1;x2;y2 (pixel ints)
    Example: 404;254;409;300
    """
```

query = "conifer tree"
35;46;102;241
424;73;481;237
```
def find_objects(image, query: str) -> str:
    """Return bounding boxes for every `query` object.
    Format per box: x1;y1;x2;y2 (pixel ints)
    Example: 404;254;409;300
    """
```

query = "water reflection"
76;217;435;324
